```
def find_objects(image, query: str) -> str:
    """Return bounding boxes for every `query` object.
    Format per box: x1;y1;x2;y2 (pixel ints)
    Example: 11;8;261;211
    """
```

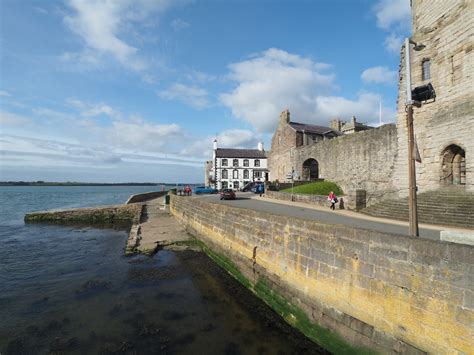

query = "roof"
289;121;341;135
215;148;266;159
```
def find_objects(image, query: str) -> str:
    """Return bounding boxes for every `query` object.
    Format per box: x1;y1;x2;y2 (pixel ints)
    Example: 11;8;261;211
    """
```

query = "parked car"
220;189;236;200
193;186;218;194
250;182;264;193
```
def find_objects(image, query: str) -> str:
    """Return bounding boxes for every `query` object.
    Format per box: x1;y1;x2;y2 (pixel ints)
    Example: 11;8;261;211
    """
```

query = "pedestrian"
184;186;191;196
328;191;338;210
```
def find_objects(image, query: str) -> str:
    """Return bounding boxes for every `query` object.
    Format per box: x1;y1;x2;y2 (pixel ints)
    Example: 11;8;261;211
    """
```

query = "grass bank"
280;181;343;196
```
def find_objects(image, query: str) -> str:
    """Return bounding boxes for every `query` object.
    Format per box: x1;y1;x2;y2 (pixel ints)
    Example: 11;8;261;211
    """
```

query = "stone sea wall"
25;204;143;226
126;191;168;204
171;195;473;354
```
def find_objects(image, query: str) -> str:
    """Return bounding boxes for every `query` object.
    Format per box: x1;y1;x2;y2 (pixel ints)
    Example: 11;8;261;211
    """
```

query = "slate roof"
289;121;341;135
215;148;266;158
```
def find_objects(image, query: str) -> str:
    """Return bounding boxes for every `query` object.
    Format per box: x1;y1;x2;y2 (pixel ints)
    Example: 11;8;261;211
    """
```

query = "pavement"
127;197;190;255
193;192;472;241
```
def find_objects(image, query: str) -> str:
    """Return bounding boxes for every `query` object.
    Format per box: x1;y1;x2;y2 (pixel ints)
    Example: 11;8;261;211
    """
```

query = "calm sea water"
0;186;325;354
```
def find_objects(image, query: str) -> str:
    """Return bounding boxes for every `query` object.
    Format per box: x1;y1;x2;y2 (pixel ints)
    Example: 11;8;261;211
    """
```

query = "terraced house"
211;140;268;190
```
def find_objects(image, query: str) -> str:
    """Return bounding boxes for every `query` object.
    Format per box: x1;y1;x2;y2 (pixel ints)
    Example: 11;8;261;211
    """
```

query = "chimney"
279;109;290;126
258;142;264;151
213;139;218;150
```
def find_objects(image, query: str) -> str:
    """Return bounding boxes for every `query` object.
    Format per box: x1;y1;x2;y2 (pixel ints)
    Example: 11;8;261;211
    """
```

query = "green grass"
280;181;343;195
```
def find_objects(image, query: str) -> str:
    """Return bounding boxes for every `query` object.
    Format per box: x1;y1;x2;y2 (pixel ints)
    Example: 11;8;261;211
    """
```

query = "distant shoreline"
0;182;195;187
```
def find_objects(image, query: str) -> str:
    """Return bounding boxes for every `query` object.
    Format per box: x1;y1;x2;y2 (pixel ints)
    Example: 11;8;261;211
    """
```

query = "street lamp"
404;38;425;237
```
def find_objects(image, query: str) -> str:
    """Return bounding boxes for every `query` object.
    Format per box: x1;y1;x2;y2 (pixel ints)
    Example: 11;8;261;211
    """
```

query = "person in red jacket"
328;191;338;210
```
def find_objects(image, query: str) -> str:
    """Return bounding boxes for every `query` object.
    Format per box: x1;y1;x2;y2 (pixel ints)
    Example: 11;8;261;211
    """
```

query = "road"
195;192;443;240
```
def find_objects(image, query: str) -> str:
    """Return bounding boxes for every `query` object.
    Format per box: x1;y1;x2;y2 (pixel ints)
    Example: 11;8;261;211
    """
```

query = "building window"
222;159;228;166
254;171;262;178
222;181;228;189
222;169;228;179
243;159;249;167
254;159;260;167
234;181;240;189
422;59;431;81
233;169;238;179
243;169;249;179
233;159;239;167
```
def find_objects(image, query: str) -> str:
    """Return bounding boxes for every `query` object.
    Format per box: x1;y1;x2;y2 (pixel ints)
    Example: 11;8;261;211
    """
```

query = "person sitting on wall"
328;191;338;210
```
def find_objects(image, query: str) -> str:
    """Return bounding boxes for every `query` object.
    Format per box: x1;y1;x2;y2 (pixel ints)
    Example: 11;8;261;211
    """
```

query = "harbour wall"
126;191;168;204
170;195;473;354
25;203;143;226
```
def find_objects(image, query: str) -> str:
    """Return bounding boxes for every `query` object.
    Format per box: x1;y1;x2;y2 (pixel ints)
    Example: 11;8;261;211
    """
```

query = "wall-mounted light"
412;83;436;103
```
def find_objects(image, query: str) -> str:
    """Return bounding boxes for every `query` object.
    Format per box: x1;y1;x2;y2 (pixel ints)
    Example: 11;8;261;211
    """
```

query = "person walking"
328;191;338;210
184;186;191;196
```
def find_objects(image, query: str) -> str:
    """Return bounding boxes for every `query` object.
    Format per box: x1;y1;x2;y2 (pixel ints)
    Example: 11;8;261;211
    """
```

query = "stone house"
211;140;268;190
269;109;341;182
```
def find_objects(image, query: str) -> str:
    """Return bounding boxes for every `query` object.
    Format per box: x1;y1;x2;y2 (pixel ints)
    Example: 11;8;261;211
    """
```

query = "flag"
414;136;422;163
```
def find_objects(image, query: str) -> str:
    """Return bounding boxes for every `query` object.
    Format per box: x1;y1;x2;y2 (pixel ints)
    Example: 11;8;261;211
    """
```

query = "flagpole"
379;99;382;126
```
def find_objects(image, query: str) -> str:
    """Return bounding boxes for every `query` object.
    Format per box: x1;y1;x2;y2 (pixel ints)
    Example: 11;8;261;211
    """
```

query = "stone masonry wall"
393;0;474;196
270;124;399;206
171;195;473;354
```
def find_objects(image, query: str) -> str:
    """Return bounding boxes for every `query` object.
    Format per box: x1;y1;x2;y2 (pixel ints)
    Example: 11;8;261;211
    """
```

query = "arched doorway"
302;159;319;180
441;145;466;185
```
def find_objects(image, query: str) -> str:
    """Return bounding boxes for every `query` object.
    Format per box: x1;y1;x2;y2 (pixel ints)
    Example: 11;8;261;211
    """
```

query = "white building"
211;140;268;190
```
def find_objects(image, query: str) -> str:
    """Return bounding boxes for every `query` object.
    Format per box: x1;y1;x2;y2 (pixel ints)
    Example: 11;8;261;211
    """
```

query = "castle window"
222;159;228;166
243;169;249;179
233;159;239;167
222;169;228;179
233;169;238;179
422;59;431;81
243;159;249;167
254;159;260;167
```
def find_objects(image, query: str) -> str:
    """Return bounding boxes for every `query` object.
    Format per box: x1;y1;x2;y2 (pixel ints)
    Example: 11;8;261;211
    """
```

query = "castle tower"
393;0;473;195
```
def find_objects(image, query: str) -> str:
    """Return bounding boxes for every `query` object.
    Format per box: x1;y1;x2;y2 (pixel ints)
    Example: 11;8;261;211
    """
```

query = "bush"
280;181;343;196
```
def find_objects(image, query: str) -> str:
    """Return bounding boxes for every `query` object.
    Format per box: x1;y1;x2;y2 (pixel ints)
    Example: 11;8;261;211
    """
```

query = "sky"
0;0;411;183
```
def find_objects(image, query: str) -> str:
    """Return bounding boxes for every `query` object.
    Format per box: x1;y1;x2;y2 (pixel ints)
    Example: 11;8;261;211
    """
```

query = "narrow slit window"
422;59;431;81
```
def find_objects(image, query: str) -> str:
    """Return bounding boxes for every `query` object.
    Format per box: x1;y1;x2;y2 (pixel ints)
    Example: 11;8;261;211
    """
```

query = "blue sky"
1;0;411;183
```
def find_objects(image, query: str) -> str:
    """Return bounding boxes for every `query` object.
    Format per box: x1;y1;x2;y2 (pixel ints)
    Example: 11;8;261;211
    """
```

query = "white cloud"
171;18;190;31
384;33;404;53
0;90;11;97
361;66;398;85
220;48;394;132
374;0;411;31
315;93;396;124
63;0;178;71
181;129;260;158
158;83;210;109
0;111;32;126
374;0;411;53
220;48;335;132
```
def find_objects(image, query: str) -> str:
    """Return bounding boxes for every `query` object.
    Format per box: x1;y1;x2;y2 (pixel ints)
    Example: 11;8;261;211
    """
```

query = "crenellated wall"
171;195;473;354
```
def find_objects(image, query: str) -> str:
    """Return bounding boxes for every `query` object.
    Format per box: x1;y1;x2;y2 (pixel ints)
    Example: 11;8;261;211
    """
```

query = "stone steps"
361;188;474;228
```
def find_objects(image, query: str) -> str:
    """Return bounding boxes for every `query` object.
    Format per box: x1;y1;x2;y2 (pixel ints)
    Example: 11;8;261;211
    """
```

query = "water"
0;186;326;354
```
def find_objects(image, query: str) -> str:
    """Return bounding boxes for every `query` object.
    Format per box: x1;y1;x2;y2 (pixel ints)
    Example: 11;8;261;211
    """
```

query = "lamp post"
405;38;425;237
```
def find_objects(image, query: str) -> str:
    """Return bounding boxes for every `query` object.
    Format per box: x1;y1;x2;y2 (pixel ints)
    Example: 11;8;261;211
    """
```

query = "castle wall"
269;124;398;206
171;195;474;354
393;0;474;195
